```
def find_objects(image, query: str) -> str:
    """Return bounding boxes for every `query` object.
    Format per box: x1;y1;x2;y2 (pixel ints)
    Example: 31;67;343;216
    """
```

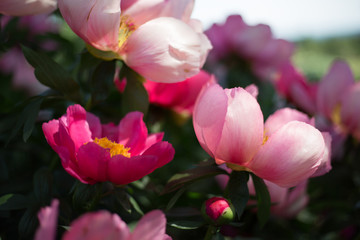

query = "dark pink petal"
86;112;102;139
107;155;158;185
141;141;174;168
77;142;110;183
66;104;93;151
340;82;360;140
130;210;168;240
142;133;164;153
102;122;119;141
118;111;148;155
42;119;60;149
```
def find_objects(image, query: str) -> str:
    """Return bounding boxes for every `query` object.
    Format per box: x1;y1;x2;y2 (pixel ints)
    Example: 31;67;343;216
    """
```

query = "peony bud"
202;197;235;226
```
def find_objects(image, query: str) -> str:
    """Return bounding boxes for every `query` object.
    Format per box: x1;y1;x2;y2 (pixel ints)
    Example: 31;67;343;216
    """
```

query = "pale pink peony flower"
35;200;171;240
193;84;331;187
42;104;174;185
0;0;57;16
58;0;211;83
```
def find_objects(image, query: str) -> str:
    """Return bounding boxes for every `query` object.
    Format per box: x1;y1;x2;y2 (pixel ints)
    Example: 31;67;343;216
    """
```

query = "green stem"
204;225;217;240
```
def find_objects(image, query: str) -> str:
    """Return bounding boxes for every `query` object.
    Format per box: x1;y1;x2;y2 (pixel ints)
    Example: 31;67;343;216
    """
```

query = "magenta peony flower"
42;104;174;185
143;70;215;115
35;199;171;240
193;84;331;187
58;0;211;83
0;0;57;16
275;62;318;115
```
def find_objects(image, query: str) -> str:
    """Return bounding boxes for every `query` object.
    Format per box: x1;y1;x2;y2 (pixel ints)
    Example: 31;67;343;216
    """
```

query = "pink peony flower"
58;0;211;83
316;60;360;140
42;104;174;185
205;14;294;81
193;84;331;187
0;0;57;16
143;70;215;115
275;62;318;115
35;199;171;240
34;199;59;240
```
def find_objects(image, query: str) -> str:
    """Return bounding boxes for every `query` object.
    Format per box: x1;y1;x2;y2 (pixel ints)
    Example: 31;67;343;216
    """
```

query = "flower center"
118;15;136;49
93;137;131;158
331;103;342;126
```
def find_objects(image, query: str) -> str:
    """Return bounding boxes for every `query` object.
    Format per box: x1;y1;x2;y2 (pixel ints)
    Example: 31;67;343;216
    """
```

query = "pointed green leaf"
23;97;44;142
0;194;29;210
21;45;81;102
169;221;204;230
251;173;271;228
163;164;228;194
121;66;149;115
227;171;249;219
128;196;144;216
91;60;116;104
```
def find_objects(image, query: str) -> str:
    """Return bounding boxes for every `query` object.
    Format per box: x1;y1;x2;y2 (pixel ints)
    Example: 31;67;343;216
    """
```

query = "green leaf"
21;45;81;102
121;66;149;115
162;164;228;194
18;207;39;239
251;173;271;228
128;196;144;216
0;194;29;211
166;187;188;211
33;168;53;205
169;221;204;230
22;97;44;142
91;61;116;104
227;171;249;219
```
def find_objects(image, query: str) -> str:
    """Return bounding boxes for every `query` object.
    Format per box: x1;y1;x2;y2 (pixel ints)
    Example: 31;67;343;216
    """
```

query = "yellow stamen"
262;135;269;145
93;137;131;158
331;103;342;126
226;162;252;172
118;15;136;49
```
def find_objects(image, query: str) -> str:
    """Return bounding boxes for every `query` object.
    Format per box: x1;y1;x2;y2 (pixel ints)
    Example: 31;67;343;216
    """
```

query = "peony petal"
77;142;110;183
244;84;259;99
86;0;121;52
34;199;59;240
58;0;97;43
311;132;332;177
215;87;264;166
66;104;93;151
63;211;130;240
317;60;355;118
130;210;168;240
102;122;119;141
123;17;211;83
142;133;164;153
264;108;313;137
42;119;60;149
0;0;57;16
118;111;148;155
193;84;228;158
340;82;360;140
141;141;175;168
86;113;102;139
107;155;158;185
249;121;325;188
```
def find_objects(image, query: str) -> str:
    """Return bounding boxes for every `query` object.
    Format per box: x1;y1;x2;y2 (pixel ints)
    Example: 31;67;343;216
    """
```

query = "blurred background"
193;0;360;80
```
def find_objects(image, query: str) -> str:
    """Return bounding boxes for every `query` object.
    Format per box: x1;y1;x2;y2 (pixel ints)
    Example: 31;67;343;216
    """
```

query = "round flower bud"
202;197;235;226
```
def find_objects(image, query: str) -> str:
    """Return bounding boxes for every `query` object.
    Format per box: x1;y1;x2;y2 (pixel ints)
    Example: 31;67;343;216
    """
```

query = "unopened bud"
202;197;235;226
